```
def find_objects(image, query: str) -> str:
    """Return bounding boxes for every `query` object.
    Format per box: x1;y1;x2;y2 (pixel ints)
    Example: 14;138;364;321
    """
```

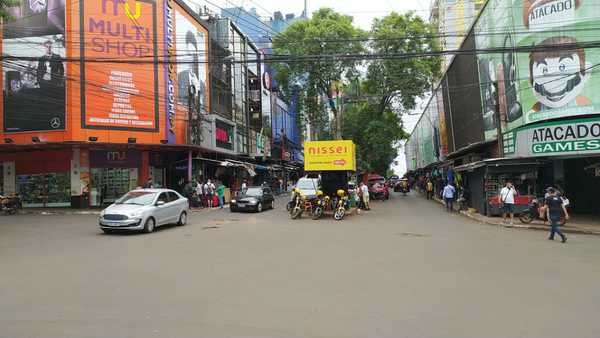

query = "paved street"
1;192;599;338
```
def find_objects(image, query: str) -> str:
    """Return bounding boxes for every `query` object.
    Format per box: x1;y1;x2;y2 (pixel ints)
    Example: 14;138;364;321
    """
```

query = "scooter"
0;194;22;215
311;195;330;220
519;198;566;226
334;195;349;221
290;193;304;219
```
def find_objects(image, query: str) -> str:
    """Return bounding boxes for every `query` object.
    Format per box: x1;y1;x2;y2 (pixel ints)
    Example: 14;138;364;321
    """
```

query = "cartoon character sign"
529;36;591;112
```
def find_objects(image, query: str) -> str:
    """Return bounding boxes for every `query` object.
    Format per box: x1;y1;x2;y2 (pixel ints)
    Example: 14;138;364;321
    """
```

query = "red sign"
333;159;346;166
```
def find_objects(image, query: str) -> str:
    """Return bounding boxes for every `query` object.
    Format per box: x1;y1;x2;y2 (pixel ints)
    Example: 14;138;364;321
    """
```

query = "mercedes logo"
49;117;61;129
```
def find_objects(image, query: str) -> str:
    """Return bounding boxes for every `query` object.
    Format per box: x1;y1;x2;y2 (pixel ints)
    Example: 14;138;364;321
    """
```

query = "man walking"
360;182;370;211
216;181;225;209
442;182;456;212
426;179;434;200
545;188;568;243
500;181;517;225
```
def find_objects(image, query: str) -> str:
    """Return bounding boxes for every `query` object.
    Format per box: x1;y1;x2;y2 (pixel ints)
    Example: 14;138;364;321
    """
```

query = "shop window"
91;168;135;206
17;172;70;207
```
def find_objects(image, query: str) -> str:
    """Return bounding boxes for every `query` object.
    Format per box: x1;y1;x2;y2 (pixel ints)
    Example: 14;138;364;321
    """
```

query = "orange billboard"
80;0;160;131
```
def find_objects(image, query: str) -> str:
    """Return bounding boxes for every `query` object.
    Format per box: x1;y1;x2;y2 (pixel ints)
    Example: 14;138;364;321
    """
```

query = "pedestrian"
143;177;154;189
442;181;456;212
205;180;215;208
544;188;568;243
183;180;195;208
360;182;370;211
216;181;225;209
426;179;434;200
241;180;248;195
500;181;517;225
195;180;203;209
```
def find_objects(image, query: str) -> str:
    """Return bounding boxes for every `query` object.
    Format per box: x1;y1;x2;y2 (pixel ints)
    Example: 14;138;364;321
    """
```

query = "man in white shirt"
500;181;517;225
442;182;456;212
360;182;370;210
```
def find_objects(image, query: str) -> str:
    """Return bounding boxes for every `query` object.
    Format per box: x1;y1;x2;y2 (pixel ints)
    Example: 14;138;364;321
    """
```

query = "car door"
263;188;274;207
154;192;170;225
167;191;184;223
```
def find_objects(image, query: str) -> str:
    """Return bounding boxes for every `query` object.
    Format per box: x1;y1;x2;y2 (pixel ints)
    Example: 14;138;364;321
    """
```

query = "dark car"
230;187;275;212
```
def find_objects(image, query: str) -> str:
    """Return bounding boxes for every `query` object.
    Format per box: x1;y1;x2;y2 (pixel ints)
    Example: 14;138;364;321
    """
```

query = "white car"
99;189;189;234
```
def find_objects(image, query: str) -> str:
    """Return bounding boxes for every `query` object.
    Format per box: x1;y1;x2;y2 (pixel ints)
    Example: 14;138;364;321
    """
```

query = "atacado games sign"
505;117;600;157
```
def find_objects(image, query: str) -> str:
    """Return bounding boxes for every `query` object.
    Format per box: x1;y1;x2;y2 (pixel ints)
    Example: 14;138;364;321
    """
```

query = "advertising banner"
475;0;600;137
514;0;600;127
80;0;159;131
304;141;356;171
163;0;209;143
505;117;600;157
2;1;66;132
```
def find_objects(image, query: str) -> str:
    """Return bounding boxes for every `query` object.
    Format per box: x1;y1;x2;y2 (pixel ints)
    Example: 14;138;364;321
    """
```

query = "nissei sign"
507;117;600;157
304;140;356;171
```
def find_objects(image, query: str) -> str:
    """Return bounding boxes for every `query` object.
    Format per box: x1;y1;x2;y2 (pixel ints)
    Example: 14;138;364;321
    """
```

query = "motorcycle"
311;195;330;220
290;193;305;219
519;198;566;226
0;194;22;215
334;195;349;221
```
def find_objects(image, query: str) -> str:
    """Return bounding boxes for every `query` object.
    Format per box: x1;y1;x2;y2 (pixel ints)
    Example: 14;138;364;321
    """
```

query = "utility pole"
493;82;504;158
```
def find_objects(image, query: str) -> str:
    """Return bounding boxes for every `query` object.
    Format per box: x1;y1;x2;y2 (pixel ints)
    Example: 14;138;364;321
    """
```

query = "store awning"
455;158;544;173
446;140;497;160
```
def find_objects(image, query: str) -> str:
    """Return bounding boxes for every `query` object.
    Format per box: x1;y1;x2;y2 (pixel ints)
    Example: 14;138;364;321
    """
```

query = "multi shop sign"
505;117;600;157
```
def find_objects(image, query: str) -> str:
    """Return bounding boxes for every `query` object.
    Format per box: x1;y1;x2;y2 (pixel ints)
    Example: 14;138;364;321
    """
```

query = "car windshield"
116;191;157;206
371;183;383;188
297;180;317;190
244;187;263;197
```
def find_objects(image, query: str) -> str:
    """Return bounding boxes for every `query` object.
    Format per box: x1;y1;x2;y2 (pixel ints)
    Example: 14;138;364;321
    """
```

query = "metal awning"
455;158;544;172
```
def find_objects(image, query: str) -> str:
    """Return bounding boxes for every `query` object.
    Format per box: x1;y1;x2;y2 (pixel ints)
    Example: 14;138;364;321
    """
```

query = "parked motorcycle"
0;194;22;215
311;193;330;220
290;191;305;219
333;190;349;221
519;198;566;226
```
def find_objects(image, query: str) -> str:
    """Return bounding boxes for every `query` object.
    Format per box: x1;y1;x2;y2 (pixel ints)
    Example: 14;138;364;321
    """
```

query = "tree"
343;98;407;174
366;12;441;115
273;8;365;140
0;0;20;22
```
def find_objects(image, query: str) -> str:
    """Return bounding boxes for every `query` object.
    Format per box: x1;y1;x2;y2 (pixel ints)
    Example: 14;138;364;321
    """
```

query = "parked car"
230;186;275;212
99;189;189;234
369;182;390;200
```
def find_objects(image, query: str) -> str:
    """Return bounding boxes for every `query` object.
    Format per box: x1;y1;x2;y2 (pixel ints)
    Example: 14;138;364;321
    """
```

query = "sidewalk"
430;195;600;236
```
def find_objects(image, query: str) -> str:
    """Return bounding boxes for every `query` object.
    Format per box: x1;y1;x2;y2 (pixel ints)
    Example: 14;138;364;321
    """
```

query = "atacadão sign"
506;117;600;157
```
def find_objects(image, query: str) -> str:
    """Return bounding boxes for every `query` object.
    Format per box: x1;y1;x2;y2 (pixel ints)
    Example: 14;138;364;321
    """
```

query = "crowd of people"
182;179;226;209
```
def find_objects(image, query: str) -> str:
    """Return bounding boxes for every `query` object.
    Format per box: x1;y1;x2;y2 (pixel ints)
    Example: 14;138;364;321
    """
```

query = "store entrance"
564;157;600;216
91;168;136;206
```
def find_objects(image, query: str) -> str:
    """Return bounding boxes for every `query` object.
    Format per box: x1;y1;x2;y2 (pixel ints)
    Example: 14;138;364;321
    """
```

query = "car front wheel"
177;212;187;226
143;217;155;233
256;202;263;213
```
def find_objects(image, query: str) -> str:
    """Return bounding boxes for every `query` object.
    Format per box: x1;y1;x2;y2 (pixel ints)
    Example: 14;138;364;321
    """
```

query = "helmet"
316;190;324;197
337;189;346;197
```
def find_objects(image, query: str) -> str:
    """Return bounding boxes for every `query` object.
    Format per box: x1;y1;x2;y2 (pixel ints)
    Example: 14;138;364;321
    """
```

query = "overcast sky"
216;0;432;175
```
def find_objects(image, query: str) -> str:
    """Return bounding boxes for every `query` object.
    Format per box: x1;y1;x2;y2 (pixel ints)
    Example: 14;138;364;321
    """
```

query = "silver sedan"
99;189;189;234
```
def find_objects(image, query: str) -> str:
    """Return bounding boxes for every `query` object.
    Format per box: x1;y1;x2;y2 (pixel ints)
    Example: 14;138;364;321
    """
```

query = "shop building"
0;0;277;207
407;0;600;217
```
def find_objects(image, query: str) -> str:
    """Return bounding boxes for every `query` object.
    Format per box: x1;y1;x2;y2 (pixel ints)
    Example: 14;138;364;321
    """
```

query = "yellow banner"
304;140;356;171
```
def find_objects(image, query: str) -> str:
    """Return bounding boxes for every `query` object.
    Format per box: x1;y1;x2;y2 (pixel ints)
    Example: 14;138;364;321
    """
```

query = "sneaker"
562;237;567;243
548;237;554;241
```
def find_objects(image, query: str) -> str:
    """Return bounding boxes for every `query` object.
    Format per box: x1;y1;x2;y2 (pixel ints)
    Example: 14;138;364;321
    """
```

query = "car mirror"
156;200;166;206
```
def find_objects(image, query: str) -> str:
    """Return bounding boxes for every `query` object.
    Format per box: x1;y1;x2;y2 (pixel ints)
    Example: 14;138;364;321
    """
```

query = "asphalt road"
1;192;599;338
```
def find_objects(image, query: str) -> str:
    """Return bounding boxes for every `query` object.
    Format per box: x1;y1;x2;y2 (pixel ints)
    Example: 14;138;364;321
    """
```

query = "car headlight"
231;199;236;204
248;199;258;204
129;211;143;218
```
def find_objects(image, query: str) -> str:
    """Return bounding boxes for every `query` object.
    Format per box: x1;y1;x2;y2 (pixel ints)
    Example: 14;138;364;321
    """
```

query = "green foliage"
366;12;441;114
273;9;441;172
273;8;365;139
0;0;20;22
343;100;407;174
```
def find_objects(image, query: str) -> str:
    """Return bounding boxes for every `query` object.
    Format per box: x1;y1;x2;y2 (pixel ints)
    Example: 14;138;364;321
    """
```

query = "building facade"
0;0;269;207
408;0;600;217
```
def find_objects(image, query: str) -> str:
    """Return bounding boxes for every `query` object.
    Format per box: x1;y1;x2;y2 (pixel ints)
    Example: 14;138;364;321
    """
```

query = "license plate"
237;203;246;207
